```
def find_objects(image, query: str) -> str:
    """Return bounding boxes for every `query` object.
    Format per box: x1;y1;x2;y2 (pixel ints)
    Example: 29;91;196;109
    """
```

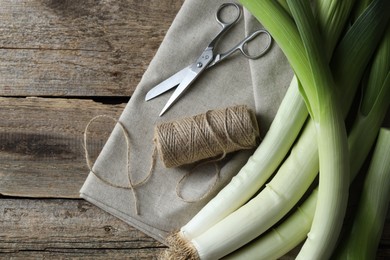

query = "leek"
224;71;390;260
223;189;318;260
348;25;390;178
334;128;390;259
239;0;388;258
315;0;357;59
161;0;390;259
287;2;349;259
351;0;374;21
224;23;390;259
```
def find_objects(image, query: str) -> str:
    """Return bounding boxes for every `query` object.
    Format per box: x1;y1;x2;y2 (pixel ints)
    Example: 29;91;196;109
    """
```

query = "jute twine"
83;105;260;211
83;115;155;215
154;105;260;202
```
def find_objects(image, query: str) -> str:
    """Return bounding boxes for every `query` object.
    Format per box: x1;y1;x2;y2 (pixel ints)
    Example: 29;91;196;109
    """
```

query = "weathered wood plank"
0;198;388;258
0;198;165;259
0;0;183;96
0;97;126;198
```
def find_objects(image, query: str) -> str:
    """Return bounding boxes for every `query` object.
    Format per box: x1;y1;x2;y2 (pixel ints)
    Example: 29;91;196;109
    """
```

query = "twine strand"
83;115;153;215
84;105;259;208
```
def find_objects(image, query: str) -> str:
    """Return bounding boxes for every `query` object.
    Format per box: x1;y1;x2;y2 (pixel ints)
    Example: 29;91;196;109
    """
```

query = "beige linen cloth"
80;0;292;244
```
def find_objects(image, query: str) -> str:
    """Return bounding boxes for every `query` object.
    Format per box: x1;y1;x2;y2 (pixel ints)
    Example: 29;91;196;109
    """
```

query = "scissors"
145;2;272;116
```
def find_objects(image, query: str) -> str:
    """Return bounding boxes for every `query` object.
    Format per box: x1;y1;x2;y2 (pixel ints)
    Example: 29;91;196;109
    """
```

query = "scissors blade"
159;66;201;116
160;47;214;116
145;66;190;101
158;47;213;116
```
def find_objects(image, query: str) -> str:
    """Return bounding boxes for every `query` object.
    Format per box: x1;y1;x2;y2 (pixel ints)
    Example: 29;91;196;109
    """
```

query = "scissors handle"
207;3;242;49
209;29;272;67
240;30;272;59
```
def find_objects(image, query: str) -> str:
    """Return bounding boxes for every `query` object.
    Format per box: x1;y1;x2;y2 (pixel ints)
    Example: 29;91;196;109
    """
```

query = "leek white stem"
192;119;318;259
223;189;318;260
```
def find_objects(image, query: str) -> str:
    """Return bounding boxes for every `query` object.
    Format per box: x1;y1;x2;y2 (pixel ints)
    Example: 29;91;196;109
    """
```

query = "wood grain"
0;0;388;258
0;97;125;198
0;198;165;259
0;1;181;258
0;198;388;259
0;0;183;96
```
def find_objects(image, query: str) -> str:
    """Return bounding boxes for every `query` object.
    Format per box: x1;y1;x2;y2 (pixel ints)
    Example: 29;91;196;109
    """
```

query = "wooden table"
0;1;388;259
0;0;181;258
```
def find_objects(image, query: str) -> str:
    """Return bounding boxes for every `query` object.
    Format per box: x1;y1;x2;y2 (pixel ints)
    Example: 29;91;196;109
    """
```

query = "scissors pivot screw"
197;62;203;68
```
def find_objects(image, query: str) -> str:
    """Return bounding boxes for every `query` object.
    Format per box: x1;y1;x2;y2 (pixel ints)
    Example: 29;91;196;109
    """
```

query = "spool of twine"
154;105;260;168
84;105;260;208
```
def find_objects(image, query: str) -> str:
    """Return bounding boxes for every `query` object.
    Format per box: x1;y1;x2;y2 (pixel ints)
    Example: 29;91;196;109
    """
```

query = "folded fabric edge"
80;190;169;245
